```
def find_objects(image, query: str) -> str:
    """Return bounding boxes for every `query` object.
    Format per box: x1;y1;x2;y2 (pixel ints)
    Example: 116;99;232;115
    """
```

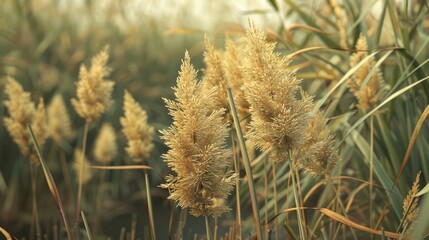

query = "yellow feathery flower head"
94;123;117;164
3;77;35;159
73;148;92;184
403;171;421;235
243;22;313;161
71;46;115;122
202;35;229;117
295;111;338;178
348;34;389;110
47;94;74;144
222;36;249;125
31;98;47;163
120;90;155;163
161;51;236;217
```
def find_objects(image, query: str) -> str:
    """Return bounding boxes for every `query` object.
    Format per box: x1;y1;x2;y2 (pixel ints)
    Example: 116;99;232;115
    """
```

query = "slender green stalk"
288;152;305;240
272;163;278;240
227;88;263;240
369;115;374;240
76;121;89;223
29;164;41;240
81;211;93;240
27;125;73;240
231;136;242;240
144;171;156;240
205;215;211;240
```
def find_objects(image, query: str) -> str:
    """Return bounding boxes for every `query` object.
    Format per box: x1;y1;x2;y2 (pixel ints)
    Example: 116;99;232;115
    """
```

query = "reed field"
1;0;429;239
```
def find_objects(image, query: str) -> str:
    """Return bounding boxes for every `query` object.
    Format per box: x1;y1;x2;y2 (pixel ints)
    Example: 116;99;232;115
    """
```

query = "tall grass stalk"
231;136;242;239
369;115;374;239
27;125;72;240
288;151;305;240
81;211;93;240
29;164;41;240
144;171;156;240
76;121;89;224
205;215;211;240
272;163;278;240
227;88;263;240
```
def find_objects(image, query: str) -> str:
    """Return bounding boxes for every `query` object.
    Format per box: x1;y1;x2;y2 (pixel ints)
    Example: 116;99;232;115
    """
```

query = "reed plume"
94;123;117;164
402;171;421;234
161;51;236;217
3;77;46;164
73;148;92;183
348;34;388;110
295;111;338;177
222;36;250;125
31;98;47;162
202;35;229;118
120;90;155;163
71;46;114;122
242;22;313;161
47;94;74;145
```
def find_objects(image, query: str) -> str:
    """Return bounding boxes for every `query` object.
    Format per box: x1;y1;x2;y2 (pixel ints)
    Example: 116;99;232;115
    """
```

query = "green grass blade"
350;128;403;219
27;125;72;240
227;88;263;240
81;211;93;240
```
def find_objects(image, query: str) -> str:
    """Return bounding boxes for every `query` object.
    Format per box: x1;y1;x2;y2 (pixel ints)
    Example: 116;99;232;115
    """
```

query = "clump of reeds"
348;34;389;110
3;77;46;164
242;22;313;162
161;51;236;217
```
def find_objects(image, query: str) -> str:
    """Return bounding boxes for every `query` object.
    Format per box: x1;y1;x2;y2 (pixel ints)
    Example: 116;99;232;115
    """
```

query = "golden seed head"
202;35;229;117
348;34;389;110
403;171;421;234
94;123;117;164
3;77;41;164
295;111;338;178
73;148;92;183
243;22;312;161
222;36;250;127
120;90;155;163
47;94;74;144
30;98;47;164
71;46;115;122
161;51;236;217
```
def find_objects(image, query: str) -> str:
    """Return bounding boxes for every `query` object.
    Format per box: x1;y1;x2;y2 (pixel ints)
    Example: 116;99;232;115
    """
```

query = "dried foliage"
73;148;92;184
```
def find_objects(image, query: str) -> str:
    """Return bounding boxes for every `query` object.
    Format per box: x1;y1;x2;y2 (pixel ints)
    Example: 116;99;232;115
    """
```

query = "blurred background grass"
1;0;429;239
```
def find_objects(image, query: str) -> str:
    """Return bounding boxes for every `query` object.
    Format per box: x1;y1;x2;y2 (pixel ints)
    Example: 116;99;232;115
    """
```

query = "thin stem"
29;164;41;240
27;125;73;240
76;121;89;223
145;171;156;240
227;88;262;240
370;115;374;240
288;152;305;240
205;215;211;240
231;135;242;240
264;161;268;240
272;163;278;240
81;211;93;240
